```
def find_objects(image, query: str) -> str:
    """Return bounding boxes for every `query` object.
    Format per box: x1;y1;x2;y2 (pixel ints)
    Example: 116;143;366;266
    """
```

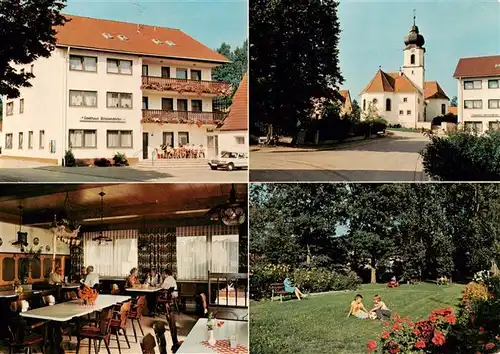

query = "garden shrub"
462;282;489;306
421;130;500;180
64;150;76;167
250;263;361;300
113;152;129;166
94;158;111;167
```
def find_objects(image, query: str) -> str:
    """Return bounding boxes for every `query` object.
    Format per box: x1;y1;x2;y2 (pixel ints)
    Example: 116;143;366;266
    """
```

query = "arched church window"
372;98;378;104
441;104;446;115
410;54;415;64
363;99;366;110
386;98;391;111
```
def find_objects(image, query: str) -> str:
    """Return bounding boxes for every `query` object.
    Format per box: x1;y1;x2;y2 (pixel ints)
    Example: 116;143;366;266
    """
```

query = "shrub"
462;282;489;307
250;264;361;300
64;150;76;167
473;270;492;284
94;158;111;167
369;308;456;353
113;152;129;166
421;130;500;180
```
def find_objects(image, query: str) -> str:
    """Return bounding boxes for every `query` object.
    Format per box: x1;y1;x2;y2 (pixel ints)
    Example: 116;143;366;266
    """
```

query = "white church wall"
426;99;449;122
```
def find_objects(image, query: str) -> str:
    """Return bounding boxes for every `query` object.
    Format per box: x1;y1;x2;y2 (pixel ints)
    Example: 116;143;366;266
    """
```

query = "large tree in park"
212;40;248;89
0;0;67;98
250;0;344;136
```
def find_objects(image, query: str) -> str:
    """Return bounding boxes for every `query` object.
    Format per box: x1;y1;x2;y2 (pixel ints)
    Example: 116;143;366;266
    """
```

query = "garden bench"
270;283;292;302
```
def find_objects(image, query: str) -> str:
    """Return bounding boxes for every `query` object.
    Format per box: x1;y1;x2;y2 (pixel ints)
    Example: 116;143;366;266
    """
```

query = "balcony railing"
141;109;228;125
141;76;232;97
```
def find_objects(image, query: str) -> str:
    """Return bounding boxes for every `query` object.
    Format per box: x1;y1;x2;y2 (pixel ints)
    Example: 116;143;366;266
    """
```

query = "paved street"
250;131;430;182
0;162;247;182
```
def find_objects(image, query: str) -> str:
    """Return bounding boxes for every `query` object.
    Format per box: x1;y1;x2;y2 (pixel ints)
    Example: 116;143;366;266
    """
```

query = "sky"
338;0;500;102
64;0;247;50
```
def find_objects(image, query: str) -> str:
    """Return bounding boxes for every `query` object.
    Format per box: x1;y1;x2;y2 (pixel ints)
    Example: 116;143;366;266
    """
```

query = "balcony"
141;109;228;125
141;76;232;97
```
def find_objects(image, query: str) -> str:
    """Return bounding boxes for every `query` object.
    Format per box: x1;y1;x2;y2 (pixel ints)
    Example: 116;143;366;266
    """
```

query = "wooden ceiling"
0;184;247;230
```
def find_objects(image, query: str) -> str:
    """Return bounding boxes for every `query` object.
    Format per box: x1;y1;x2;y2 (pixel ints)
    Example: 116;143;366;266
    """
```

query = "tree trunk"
370;258;377;283
306;244;311;265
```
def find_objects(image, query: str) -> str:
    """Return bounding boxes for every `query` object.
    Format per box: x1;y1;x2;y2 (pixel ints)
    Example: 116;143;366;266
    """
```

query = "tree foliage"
212;40;248;90
250;0;344;136
450;96;458;107
250;183;500;283
0;0;68;98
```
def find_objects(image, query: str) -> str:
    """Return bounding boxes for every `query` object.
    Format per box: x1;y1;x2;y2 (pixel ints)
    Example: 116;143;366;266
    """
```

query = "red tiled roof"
55;14;229;63
219;74;247;131
448;106;457;115
362;70;421;94
339;90;351;105
424;81;449;100
453;55;500;78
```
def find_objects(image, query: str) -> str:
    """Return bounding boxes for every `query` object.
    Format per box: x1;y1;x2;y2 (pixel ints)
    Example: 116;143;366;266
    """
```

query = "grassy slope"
250;283;464;354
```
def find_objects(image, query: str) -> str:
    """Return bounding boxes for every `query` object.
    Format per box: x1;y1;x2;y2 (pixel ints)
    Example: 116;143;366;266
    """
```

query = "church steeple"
404;10;425;49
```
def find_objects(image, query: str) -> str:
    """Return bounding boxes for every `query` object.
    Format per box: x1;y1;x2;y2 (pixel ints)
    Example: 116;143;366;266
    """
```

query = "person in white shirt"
83;265;99;288
146;268;160;287
161;269;178;299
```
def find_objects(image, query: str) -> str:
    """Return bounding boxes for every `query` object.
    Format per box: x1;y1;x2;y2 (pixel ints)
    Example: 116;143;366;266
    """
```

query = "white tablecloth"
125;287;162;292
178;318;248;353
20;294;130;322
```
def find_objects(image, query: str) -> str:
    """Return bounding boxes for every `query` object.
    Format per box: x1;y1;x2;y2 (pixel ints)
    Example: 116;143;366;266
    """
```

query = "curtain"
176;236;207;280
107;131;120;147
83;92;96;107
211;235;239;273
120;94;132;108
121;131;132;147
107;60;119;73
84;57;97;72
70;130;82;148
6;134;12;149
83;230;138;276
70;56;83;70
107;93;119;107
120;60;132;75
70;91;83;106
84;131;96;148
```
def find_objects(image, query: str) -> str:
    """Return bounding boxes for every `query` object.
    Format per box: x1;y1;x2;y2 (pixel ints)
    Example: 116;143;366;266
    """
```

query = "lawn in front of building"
250;283;464;354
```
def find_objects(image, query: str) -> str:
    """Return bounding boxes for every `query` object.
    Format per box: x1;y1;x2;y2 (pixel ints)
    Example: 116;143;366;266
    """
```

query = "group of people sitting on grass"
347;294;392;320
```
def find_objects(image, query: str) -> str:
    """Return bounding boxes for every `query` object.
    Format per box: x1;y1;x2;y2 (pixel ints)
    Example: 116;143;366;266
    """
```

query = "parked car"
208;151;248;171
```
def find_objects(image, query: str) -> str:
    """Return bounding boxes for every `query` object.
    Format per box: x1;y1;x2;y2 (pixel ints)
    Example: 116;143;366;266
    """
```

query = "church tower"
401;12;425;92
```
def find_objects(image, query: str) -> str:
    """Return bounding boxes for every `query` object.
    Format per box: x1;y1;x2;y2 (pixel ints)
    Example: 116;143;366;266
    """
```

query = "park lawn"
250;283;465;354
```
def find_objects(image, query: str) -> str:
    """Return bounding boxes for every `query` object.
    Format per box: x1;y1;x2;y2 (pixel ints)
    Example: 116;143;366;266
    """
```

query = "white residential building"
453;55;500;133
1;15;232;165
360;17;449;128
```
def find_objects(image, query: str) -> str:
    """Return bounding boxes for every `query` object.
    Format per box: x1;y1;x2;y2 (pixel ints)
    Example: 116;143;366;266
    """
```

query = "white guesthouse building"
360;17;450;128
1;15;233;165
453;55;500;133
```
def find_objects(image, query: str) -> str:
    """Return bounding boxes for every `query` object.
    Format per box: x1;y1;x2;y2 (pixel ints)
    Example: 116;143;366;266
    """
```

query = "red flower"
429;315;439;322
392;323;402;331
479;326;485;333
413;328;421;336
415;340;426;349
366;340;377;352
445;314;456;324
432;330;446;346
384;321;390;327
485;343;495;350
389;343;400;354
381;331;390;339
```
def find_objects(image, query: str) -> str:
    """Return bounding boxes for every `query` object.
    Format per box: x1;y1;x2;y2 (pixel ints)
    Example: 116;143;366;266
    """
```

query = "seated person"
75;266;87;283
283;276;306;300
84;265;99;288
125;267;139;288
160;269;178;299
49;266;64;285
146;268;160;287
347;294;369;319
369;295;391;320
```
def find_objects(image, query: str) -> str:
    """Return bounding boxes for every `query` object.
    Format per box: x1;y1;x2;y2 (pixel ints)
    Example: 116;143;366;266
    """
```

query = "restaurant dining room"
0;183;248;354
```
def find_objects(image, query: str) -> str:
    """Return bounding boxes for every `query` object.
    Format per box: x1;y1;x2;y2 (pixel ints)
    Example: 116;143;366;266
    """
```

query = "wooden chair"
153;322;167;354
110;301;132;354
166;312;184;353
41;295;74;341
128;295;146;342
140;333;157;354
76;308;113;354
64;291;78;301
6;322;45;354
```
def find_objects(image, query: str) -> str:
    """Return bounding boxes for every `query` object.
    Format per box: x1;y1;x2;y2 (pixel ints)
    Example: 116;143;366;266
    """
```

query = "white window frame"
399;110;403;115
69;55;98;72
464;121;483;133
106;92;133;109
406;110;411;115
6;102;13;116
176;68;188;80
106;130;133;148
19;99;24;114
5;134;13;149
69;129;97;148
464;80;482;90
106;59;133;75
403;97;408;103
488;80;500;89
489;121;500;131
488;99;500;109
235;136;245;145
69;90;98;107
39;130;45;149
18;132;23;149
28;131;33;149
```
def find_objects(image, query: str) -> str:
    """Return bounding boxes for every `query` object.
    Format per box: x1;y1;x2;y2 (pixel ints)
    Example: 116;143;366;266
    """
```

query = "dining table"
125;286;163;316
20;294;131;354
178;318;249;354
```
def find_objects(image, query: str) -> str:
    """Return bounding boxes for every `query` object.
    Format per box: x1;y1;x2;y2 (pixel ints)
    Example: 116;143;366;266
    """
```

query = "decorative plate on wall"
46;245;51;252
33;237;40;245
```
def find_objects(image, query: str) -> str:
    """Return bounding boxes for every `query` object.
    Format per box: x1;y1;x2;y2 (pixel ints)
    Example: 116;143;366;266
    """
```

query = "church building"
360;16;449;129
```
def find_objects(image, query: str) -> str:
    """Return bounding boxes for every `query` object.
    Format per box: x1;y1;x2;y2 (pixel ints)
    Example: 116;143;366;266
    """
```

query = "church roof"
361;70;421;94
219;74;247;131
424;81;449;100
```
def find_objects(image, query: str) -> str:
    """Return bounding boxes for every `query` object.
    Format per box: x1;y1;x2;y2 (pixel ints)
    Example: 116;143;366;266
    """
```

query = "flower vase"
208;330;216;346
